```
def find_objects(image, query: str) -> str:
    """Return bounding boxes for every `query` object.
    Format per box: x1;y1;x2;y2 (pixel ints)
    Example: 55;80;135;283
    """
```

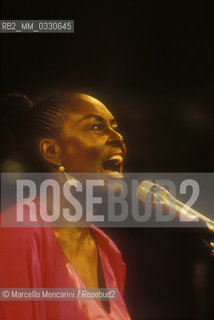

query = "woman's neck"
40;188;91;229
54;226;91;241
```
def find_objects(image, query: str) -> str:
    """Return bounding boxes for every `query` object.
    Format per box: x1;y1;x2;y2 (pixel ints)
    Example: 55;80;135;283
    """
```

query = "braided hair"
1;90;80;170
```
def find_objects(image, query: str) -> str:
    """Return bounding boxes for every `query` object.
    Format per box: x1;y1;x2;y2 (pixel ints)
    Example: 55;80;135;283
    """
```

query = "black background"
1;1;214;319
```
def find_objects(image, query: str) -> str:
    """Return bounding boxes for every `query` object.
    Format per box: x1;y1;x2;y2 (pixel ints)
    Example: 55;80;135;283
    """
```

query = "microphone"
137;180;214;233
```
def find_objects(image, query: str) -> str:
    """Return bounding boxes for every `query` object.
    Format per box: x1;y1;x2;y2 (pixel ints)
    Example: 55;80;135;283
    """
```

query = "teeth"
106;155;123;163
108;172;123;176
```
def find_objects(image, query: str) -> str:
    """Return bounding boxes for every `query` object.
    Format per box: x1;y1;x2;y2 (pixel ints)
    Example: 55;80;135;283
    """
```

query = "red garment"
0;200;130;319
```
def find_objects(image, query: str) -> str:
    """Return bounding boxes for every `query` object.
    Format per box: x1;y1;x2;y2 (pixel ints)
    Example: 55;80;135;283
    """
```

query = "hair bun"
2;92;33;120
6;92;33;110
1;93;33;134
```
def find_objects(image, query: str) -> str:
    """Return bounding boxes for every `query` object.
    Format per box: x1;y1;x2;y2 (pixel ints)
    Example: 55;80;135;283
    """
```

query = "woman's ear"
39;138;61;167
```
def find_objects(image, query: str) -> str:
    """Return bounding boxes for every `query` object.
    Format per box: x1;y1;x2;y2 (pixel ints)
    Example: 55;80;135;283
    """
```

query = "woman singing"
0;91;130;319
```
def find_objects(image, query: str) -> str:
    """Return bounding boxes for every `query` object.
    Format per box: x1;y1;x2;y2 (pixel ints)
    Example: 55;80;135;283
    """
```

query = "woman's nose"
107;128;124;146
106;127;127;157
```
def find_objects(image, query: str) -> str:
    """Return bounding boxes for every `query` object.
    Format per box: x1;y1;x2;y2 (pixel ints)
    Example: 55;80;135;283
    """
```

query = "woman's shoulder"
0;200;60;285
0;199;55;247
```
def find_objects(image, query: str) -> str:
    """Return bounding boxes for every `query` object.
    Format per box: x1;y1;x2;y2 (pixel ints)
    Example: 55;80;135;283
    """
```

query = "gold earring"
59;165;65;172
59;164;78;187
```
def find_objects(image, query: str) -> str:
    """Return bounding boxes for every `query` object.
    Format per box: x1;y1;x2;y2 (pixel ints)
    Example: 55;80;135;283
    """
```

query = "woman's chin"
95;171;125;204
102;171;124;180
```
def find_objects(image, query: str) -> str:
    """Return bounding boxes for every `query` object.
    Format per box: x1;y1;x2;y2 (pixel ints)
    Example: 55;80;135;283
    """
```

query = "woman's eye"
91;123;104;131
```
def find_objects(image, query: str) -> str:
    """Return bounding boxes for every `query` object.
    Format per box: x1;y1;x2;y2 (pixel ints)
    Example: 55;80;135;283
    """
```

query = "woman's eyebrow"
76;114;115;124
110;118;118;126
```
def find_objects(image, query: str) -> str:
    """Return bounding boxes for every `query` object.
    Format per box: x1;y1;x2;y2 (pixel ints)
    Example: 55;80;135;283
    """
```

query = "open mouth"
102;154;123;173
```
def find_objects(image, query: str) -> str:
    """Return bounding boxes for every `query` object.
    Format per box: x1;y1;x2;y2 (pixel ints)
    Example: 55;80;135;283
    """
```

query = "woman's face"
58;94;127;177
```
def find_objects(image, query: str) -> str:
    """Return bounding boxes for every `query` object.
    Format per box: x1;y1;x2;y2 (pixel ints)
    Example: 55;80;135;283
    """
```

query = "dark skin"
39;93;127;311
40;93;126;173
